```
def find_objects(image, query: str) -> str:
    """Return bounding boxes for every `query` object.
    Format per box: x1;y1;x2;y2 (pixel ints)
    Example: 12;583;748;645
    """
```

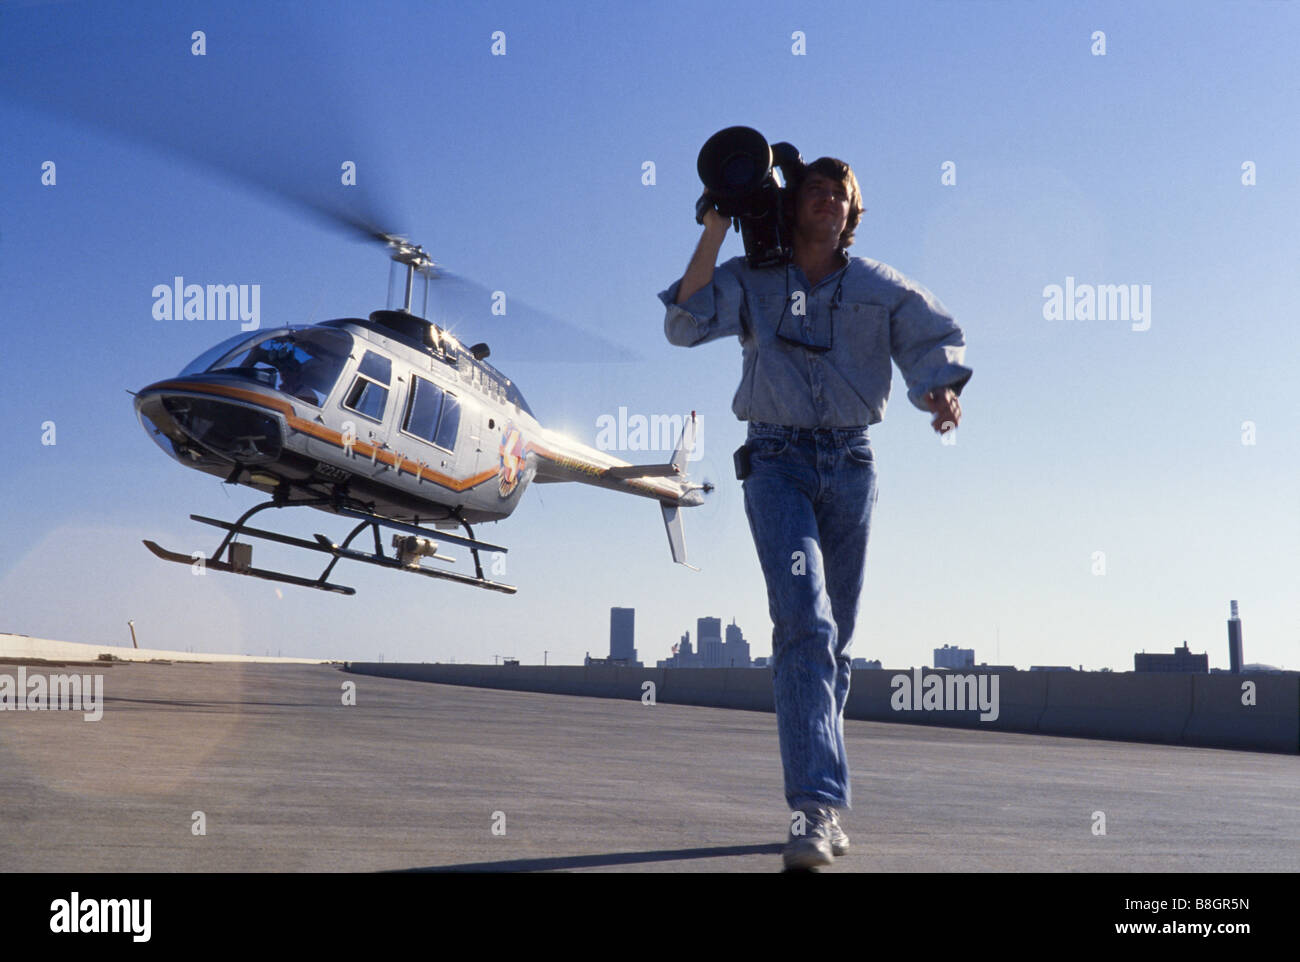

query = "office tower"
610;607;636;664
722;618;752;667
697;616;722;668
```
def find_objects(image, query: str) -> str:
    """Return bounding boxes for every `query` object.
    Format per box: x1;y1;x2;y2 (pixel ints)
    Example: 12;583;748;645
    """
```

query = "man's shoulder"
722;254;779;276
847;255;954;320
847;255;908;288
721;254;915;294
718;255;784;289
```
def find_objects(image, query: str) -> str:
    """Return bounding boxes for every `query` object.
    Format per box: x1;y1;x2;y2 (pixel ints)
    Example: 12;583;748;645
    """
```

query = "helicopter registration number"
314;461;351;482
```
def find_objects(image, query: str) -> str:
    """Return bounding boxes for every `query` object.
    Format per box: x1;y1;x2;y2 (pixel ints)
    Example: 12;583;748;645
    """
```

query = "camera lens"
721;153;756;189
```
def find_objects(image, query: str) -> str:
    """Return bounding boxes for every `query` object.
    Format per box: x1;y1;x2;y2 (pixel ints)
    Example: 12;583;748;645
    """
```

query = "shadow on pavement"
397;843;784;872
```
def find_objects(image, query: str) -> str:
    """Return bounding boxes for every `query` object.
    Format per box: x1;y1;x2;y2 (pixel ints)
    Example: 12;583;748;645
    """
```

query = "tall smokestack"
1227;600;1243;673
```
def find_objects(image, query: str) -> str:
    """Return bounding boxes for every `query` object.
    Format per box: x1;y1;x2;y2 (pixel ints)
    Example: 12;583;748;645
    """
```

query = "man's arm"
658;209;747;347
884;268;972;430
676;210;731;304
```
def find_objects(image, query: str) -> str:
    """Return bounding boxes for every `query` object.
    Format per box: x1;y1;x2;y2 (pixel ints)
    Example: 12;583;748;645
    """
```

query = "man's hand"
695;192;731;234
924;387;961;434
701;207;730;235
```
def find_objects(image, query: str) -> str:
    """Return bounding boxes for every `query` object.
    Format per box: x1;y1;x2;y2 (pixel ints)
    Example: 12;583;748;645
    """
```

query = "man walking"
660;156;971;869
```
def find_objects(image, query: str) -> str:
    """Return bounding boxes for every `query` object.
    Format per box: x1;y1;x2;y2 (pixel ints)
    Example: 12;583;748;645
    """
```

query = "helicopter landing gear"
142;495;516;595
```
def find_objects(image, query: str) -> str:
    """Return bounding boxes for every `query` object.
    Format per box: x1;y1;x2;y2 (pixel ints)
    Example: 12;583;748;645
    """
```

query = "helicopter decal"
498;423;527;498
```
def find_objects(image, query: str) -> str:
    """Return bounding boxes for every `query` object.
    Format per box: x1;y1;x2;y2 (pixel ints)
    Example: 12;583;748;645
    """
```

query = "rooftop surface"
1;661;1296;872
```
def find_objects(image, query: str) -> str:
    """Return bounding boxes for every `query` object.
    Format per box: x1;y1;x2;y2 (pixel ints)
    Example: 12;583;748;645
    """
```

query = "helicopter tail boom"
528;412;707;568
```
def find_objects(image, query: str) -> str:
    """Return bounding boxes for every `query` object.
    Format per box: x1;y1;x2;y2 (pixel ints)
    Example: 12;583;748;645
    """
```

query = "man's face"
795;172;851;245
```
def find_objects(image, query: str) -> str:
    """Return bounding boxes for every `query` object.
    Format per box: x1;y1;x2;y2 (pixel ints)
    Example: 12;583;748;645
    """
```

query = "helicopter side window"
434;393;460;451
402;376;444;443
402;377;459;452
343;350;391;423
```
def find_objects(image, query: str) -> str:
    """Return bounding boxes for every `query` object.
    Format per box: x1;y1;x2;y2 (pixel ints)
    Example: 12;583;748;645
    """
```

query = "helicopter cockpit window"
344;350;391;423
179;331;261;378
195;329;351;407
358;351;391;385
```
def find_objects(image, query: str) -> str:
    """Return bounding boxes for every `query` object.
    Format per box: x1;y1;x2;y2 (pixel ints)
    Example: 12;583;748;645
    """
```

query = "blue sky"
1;0;1296;670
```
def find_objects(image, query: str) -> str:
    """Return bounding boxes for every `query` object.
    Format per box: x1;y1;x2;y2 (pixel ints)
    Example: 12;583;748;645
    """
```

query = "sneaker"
783;804;836;870
827;808;849;856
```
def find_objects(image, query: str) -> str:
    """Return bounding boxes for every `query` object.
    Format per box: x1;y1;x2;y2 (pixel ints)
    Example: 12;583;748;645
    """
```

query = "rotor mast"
383;235;435;316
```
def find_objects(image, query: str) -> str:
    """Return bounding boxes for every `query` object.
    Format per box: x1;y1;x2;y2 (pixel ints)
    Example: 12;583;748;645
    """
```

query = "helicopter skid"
143;497;517;595
143;539;356;595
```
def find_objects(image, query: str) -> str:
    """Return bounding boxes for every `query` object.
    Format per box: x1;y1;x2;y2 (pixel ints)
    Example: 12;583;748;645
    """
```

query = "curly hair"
784;156;863;250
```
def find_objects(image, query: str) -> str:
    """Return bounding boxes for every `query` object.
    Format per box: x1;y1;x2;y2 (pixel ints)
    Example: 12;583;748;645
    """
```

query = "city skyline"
584;602;1280;673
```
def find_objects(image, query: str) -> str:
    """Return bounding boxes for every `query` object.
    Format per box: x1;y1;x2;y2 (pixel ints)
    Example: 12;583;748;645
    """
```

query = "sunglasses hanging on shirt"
775;260;845;352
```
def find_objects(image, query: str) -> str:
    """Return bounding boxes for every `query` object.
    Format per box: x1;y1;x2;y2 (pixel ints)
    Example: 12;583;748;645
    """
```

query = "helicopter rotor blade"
420;266;641;365
0;5;409;249
1;4;640;364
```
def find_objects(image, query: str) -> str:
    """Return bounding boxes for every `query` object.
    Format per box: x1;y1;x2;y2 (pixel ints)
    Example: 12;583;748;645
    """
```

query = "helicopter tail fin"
663;411;701;569
660;502;699;572
669;410;698;476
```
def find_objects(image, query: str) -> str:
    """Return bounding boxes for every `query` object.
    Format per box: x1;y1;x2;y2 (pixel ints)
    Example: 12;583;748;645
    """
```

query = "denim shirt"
660;254;972;428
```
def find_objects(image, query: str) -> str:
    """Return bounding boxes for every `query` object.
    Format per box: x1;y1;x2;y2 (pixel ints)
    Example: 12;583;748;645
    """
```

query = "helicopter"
133;233;712;596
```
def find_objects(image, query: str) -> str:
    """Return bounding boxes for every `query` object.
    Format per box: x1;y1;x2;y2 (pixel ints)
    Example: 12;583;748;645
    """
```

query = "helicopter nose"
136;388;284;465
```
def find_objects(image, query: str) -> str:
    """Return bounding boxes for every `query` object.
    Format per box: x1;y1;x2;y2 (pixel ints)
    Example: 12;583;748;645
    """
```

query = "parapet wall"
342;664;1298;754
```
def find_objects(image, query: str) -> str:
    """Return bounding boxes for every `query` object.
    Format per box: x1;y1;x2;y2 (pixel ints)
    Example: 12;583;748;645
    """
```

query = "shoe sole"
783;840;835;870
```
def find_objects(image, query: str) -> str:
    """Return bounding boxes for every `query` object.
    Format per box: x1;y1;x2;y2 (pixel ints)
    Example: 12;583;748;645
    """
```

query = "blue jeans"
742;420;878;810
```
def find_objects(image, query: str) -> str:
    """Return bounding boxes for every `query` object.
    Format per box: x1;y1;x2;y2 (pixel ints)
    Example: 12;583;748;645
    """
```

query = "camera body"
696;126;805;269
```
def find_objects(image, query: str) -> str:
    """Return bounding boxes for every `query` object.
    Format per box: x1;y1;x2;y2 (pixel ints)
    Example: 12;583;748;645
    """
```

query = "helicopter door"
313;349;394;465
399;374;474;479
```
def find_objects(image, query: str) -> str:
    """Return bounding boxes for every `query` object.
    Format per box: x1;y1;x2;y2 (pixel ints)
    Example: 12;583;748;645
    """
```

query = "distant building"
1134;642;1208;673
753;656;768;668
1030;665;1076;671
934;644;974;669
698;617;723;668
610;607;638;665
852;658;882;670
585;653;635;667
722;619;752;668
659;621;757;668
657;630;696;669
680;631;701;667
1227;600;1243;674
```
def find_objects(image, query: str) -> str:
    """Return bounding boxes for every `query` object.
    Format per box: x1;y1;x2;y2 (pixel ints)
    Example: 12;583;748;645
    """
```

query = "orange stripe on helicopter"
522;439;683;502
149;379;498;493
